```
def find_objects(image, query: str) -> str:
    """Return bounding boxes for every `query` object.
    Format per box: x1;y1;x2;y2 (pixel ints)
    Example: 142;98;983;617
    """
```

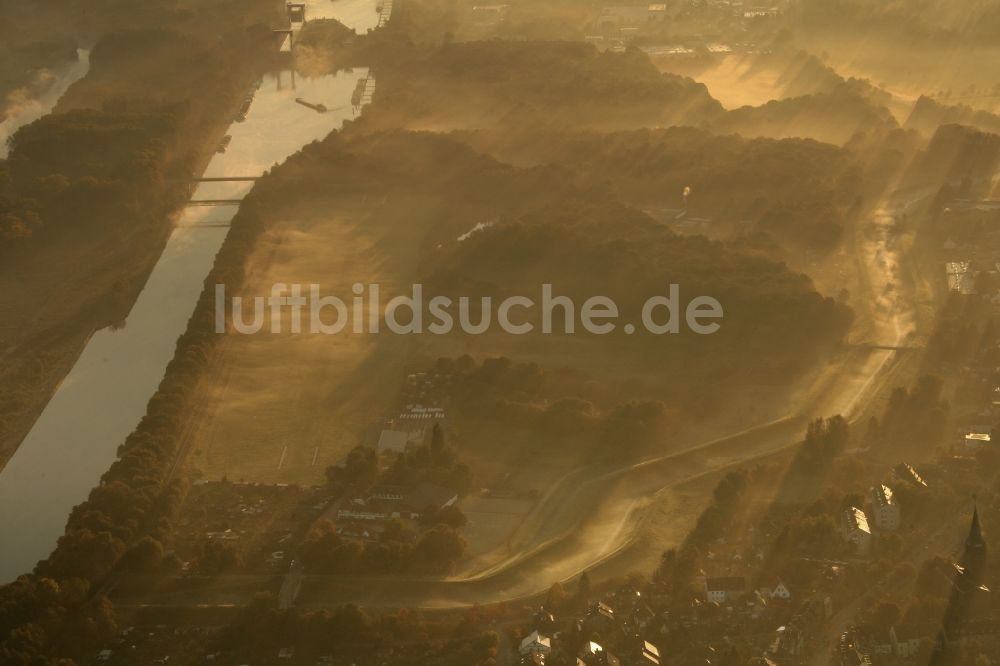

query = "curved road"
123;187;929;612
285;186;931;609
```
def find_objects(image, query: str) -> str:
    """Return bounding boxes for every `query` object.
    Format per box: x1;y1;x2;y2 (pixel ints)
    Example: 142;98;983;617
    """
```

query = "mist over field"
4;1;1000;664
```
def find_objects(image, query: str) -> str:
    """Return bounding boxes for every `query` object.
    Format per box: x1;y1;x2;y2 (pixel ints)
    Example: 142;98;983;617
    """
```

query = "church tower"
956;502;988;596
931;502;989;664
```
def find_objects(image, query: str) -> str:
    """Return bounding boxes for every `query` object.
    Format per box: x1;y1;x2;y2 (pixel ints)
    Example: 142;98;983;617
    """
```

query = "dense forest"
456;124;875;253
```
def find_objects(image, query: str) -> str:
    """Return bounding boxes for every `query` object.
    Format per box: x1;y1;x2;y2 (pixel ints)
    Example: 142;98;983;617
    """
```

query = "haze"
2;1;1000;664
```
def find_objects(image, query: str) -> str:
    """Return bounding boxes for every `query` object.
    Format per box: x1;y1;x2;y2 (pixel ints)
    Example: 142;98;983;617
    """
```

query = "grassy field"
185;195;433;485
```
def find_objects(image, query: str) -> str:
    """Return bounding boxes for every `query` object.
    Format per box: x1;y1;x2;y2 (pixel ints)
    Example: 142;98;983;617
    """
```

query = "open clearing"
185;196;432;485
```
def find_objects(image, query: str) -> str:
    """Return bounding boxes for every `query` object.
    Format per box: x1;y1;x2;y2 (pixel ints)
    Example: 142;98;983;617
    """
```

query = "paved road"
279;563;304;609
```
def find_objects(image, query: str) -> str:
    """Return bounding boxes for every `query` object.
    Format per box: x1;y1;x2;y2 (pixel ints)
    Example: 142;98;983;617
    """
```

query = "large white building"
869;484;901;531
842;506;872;555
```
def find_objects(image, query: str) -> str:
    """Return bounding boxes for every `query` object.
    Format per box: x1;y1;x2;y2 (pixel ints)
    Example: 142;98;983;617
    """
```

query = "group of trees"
423;355;673;461
0;106;177;253
652;417;861;609
314;425;470;575
794;415;850;470
864;375;949;455
381;425;474;495
209;593;500;665
654;467;769;605
430;206;854;381
909;124;1000;187
0;575;117;664
0;14;280;259
907;96;1000;139
326;426;472;498
428;356;598;430
299;518;467;575
925;294;996;367
713;84;899;146
362;39;723;131
457;120;871;253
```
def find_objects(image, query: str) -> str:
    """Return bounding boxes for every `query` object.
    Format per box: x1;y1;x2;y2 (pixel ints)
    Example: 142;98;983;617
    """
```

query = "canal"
0;4;383;582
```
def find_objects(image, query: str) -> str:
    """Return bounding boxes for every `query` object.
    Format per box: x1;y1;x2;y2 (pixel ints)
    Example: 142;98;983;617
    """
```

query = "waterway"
0;7;381;580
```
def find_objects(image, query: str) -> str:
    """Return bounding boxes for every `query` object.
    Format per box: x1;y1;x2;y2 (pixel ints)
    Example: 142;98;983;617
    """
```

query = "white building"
869;484;901;531
519;630;552;657
842;506;872;555
758;577;792;600
964;432;991;451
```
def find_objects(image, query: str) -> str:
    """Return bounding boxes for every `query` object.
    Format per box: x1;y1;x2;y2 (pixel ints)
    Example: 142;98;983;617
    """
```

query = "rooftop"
706;576;746;591
845;506;871;534
870;484;895;507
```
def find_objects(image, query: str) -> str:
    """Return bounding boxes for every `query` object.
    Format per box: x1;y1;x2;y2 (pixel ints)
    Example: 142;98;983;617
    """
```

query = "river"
0;6;381;582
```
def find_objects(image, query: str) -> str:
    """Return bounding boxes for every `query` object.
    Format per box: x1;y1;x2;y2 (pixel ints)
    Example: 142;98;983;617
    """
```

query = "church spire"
967;498;986;550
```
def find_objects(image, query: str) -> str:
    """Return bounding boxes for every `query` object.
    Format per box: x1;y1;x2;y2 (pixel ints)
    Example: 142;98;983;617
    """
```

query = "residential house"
861;628;894;656
579;642;622;666
519;631;552;657
841;507;872;555
704;576;747;603
635;639;661;664
869;484;901;531
890;625;933;658
584;602;617;636
758;577;792;600
894;463;928;488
